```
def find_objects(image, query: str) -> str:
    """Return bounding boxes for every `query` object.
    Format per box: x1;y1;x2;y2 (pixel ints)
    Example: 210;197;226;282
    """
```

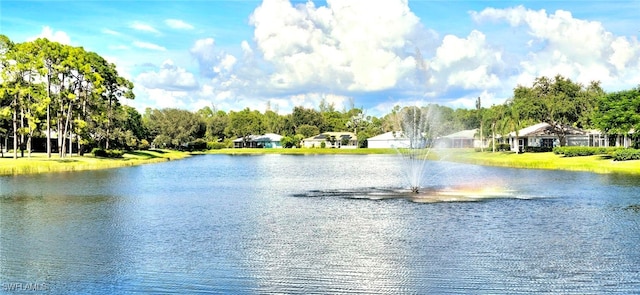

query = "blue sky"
2;0;639;117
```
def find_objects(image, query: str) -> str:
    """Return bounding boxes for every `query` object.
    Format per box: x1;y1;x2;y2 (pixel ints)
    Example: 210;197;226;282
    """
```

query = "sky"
2;0;639;117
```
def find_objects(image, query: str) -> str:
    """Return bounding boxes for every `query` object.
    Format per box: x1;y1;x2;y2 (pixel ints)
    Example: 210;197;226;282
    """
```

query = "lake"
1;154;640;294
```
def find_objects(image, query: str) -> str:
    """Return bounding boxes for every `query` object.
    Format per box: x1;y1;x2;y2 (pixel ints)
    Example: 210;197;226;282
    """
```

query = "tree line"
2;35;638;158
478;75;640;151
0;35;134;158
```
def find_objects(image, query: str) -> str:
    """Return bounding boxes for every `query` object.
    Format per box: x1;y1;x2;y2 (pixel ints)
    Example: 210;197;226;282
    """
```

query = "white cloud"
135;59;199;91
190;38;217;68
249;0;421;92
214;55;237;74
130;21;160;34
472;5;640;89
133;41;167;51
102;28;122;36
428;30;503;90
108;45;130;51
29;26;71;44
165;19;194;30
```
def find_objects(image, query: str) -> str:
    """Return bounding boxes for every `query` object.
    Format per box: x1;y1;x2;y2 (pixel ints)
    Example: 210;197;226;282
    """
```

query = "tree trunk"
46;68;52;158
20;107;25;158
58;102;64;158
492;122;496;153
68;117;73;157
12;94;18;159
106;97;112;150
61;102;72;158
27;132;32;158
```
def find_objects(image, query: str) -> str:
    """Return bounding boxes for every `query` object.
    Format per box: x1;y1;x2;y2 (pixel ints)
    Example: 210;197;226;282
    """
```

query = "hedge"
525;146;553;153
553;146;621;157
612;149;640;161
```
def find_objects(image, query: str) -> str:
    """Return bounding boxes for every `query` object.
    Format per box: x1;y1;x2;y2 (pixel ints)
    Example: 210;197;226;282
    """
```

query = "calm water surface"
1;154;640;294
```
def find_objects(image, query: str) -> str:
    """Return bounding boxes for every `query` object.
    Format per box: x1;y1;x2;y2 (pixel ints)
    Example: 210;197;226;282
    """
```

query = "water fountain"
392;105;440;194
293;105;515;203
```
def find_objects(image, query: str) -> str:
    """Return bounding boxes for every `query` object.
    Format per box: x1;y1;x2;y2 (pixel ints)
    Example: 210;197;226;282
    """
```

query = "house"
302;132;357;148
435;129;485;148
233;133;283;148
508;123;590;152
366;131;410;148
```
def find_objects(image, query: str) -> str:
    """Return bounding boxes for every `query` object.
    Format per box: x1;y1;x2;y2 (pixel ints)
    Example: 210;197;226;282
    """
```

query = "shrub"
92;148;124;158
189;139;208;151
525;146;553;153
613;149;640;161
554;146;623;157
138;139;151;150
207;141;226;150
496;143;511;151
106;150;124;158
92;148;107;157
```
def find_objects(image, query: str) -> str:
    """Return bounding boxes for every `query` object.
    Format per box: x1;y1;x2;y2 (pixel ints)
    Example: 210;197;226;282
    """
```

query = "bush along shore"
0;149;191;176
553;146;640;161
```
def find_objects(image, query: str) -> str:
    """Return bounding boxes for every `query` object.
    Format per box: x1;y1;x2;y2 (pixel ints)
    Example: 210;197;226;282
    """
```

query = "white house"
508;123;590;152
302;132;357;148
366;131;410;148
435;129;485;148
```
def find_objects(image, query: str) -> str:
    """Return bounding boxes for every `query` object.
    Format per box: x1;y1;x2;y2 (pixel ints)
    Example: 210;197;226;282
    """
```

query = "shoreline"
2;148;639;176
0;150;191;176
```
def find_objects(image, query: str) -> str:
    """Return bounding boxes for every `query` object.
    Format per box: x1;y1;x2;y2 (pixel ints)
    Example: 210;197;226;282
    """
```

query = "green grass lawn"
0;149;190;176
438;149;640;175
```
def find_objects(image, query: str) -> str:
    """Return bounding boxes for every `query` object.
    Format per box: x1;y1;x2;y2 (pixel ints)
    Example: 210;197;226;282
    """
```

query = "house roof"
509;123;587;137
304;132;357;141
367;131;408;141
441;129;478;139
233;133;283;142
255;133;283;142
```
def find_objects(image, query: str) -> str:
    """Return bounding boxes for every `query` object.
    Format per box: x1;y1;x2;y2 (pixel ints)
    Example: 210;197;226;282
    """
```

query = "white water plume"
393;105;443;193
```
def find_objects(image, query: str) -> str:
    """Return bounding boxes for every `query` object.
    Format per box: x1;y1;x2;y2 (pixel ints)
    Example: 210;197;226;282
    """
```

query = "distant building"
508;123;590;152
233;133;283;148
302;132;357;148
366;131;410;148
435;129;485;148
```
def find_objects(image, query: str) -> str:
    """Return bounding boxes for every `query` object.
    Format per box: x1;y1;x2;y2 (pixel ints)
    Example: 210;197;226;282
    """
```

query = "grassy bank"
4;147;639;176
0;149;190;176
438;149;640;175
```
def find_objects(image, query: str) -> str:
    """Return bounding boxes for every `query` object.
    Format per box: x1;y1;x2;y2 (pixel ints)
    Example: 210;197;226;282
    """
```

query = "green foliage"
188;138;208;151
296;124;319;138
144;108;202;149
225;108;264;139
139;139;150;150
592;88;640;135
320;141;326;148
553;146;621;157
280;136;295;148
512;75;603;146
92;148;124;158
524;146;553;153
207;141;226;150
612;149;640;161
